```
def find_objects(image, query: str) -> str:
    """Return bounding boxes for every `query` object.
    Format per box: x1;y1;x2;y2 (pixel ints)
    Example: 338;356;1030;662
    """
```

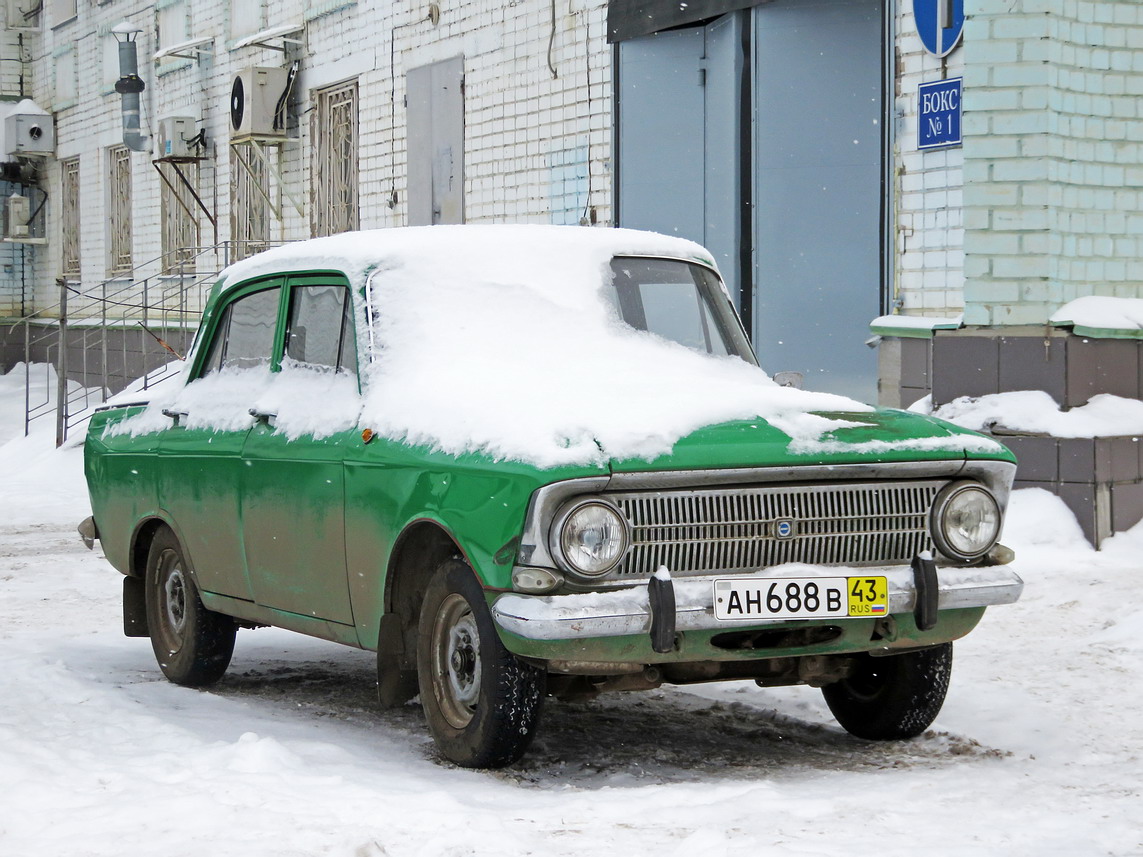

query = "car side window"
200;287;281;374
284;284;357;374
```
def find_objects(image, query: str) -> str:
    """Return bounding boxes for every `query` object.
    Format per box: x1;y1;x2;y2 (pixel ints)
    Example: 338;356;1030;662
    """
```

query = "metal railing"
13;240;273;445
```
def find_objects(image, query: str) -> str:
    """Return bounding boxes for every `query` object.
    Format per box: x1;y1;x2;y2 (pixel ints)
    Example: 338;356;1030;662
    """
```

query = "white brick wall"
894;0;967;318
961;0;1143;326
7;0;1142;332
2;0;614;319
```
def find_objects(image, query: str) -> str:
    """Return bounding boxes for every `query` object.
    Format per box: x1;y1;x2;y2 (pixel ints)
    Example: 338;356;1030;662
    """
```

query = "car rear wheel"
416;558;545;768
822;643;952;740
144;527;237;687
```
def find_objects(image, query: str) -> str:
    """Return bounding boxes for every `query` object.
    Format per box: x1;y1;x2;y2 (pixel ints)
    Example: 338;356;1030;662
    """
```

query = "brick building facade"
2;0;1143;542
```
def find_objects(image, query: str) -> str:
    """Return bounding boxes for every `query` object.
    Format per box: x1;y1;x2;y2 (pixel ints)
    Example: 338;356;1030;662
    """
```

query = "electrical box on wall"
6;193;30;238
230;67;290;139
3;100;54;157
158;116;198;159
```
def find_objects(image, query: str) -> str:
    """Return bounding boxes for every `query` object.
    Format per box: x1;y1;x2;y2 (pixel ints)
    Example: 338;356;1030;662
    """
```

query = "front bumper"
491;562;1023;642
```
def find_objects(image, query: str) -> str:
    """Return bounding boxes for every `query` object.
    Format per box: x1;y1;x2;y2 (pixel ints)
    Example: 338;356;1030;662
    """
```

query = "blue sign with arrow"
913;0;964;58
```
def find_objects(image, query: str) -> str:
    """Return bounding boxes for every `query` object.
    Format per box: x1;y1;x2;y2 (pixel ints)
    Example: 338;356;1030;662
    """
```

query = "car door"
157;278;284;601
239;274;360;627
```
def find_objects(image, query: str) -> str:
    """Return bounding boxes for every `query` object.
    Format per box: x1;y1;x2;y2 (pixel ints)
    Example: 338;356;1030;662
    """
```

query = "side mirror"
773;371;804;389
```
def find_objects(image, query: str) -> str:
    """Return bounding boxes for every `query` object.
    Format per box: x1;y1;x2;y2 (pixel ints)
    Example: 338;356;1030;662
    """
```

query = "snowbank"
924;390;1143;438
1050;295;1143;333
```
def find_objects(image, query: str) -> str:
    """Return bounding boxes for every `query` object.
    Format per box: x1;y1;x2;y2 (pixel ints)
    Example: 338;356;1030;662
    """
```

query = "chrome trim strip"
605;459;1015;492
516;476;611;569
492;565;1024;641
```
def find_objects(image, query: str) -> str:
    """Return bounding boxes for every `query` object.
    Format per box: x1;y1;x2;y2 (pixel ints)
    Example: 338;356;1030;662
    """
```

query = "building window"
61;157;80;277
49;0;76;27
311;79;358;237
156;0;189;72
7;1;40;29
230;0;264;40
108;145;133;275
230;146;270;262
52;44;77;109
160;162;199;274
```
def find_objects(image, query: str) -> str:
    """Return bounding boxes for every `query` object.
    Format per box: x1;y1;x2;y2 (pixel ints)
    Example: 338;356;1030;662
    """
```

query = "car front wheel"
822;643;953;740
144;527;237;687
416;558;545;768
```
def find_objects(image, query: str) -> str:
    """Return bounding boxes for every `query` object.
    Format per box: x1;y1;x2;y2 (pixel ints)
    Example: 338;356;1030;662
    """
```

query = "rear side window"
200;286;281;375
284;283;357;374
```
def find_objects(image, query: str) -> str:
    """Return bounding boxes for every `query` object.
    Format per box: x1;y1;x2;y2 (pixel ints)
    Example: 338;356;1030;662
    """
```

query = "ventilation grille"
610;481;941;577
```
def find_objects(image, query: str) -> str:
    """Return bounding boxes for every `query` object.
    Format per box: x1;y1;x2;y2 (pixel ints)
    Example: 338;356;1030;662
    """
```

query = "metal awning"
232;23;305;52
607;0;764;42
152;36;214;62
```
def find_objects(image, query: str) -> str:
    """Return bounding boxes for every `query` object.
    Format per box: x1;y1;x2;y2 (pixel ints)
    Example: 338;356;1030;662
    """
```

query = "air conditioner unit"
3;102;54;157
158;116;198;159
6;194;30;239
230;67;289;139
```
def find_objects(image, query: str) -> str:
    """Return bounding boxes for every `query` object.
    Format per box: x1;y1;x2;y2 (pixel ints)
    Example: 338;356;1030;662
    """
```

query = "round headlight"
554;500;630;577
932;481;1001;560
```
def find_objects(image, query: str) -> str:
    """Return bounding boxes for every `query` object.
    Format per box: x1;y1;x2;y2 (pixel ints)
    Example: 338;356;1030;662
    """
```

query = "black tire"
416;558;545;768
144;527;237;687
822;643;953;740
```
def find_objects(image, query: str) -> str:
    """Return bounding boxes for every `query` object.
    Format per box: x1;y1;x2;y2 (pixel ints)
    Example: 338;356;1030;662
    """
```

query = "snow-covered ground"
1;362;1141;856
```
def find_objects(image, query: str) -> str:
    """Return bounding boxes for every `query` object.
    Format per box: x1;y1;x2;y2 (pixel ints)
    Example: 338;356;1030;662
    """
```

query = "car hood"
607;408;1014;474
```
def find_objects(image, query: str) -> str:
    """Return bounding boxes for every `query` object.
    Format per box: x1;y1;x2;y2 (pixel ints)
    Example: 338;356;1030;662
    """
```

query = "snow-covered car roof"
216;225;720;295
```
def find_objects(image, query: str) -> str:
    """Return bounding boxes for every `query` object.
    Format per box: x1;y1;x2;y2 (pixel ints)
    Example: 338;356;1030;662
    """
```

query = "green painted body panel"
610;409;1015;473
84;407;161;576
343;437;605;649
156;421;253;601
87;398;1009;658
87;400;605;649
242;422;355;625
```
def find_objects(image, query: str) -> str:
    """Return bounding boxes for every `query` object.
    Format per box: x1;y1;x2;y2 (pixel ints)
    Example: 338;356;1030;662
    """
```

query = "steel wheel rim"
843;662;887;702
431;593;482;729
157;549;188;654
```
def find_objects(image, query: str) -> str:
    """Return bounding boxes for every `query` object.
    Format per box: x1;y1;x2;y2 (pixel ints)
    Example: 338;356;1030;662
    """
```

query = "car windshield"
604;257;758;365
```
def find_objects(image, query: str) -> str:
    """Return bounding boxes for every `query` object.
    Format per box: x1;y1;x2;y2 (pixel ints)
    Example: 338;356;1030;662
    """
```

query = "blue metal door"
616;0;886;402
753;0;883;401
617;15;745;315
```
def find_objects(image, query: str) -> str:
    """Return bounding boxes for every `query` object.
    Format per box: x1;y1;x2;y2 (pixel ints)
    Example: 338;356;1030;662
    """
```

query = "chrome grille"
610;481;941;577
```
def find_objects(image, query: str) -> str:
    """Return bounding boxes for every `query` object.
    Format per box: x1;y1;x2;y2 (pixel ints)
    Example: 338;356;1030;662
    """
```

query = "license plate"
713;576;889;621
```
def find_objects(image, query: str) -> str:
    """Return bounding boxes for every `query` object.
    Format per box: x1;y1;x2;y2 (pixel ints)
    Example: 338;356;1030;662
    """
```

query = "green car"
81;225;1022;768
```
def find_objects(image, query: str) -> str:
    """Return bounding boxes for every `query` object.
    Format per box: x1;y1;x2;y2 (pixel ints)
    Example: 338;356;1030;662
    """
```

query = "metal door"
753;0;883;401
617;15;745;314
407;56;465;226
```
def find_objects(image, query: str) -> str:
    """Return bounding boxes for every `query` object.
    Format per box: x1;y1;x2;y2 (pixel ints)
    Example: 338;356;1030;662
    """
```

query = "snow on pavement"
1;364;1141;856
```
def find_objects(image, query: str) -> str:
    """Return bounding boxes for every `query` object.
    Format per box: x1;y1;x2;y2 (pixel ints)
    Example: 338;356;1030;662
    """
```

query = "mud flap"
123;575;149;637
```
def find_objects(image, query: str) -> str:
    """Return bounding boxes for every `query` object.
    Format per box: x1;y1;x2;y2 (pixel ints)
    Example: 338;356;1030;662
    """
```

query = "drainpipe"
112;22;151;153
